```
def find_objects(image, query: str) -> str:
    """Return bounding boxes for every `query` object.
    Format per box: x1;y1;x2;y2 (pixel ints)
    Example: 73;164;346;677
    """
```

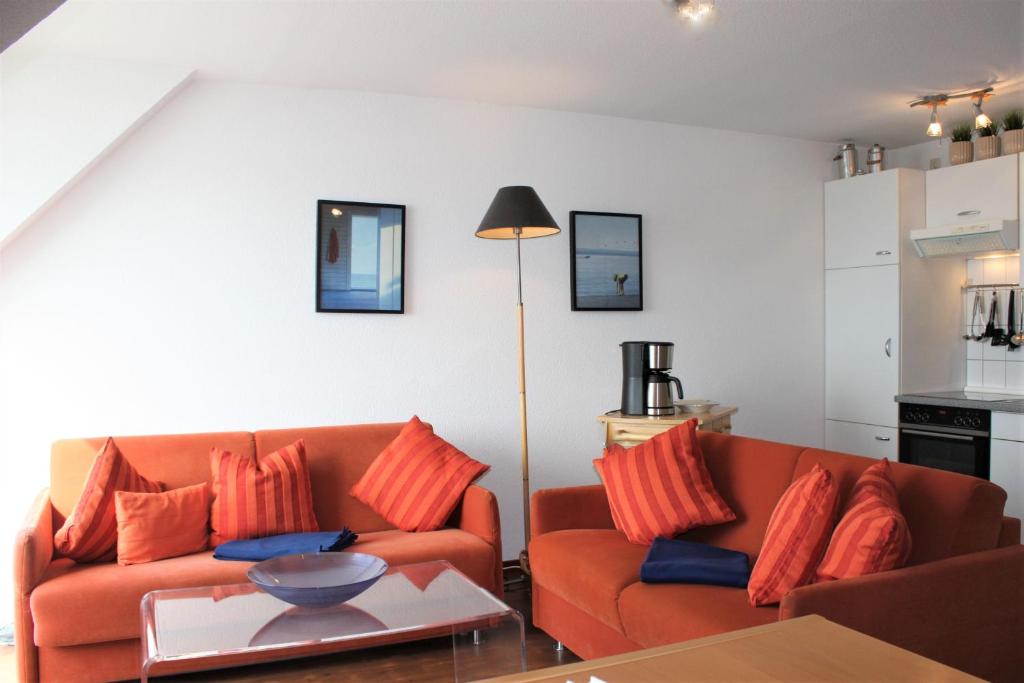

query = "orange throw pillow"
350;416;490;532
817;459;911;581
115;483;210;566
210;439;319;546
53;438;162;563
748;464;839;606
593;419;735;545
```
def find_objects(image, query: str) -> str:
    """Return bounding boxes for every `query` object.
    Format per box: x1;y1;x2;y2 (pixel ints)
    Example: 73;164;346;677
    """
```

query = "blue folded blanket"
213;529;358;561
640;537;750;588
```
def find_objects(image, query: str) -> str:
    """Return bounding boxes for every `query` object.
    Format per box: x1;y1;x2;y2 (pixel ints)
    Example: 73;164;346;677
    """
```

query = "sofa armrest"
530;485;615;537
449;484;503;597
14;488;54;683
998;515;1021;546
780;544;1024;682
452;484;500;549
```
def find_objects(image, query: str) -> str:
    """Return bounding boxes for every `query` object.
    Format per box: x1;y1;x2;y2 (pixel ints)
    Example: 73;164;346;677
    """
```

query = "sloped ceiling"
6;0;1024;148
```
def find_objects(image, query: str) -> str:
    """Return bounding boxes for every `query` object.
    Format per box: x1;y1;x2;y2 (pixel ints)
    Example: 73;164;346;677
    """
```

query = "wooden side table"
597;406;737;448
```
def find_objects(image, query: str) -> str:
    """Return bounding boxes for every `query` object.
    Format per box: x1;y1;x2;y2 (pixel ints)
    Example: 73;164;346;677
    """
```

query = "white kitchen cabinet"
825;420;897;459
926;154;1019;228
825;171;901;269
990;439;1024;520
824;167;964;458
826;265;900;427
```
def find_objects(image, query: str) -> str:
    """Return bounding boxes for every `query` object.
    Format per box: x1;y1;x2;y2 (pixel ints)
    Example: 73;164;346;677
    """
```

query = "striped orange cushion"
593;419;735;546
350;416;490;532
817;459;911;581
748;464;839;606
53;438;161;563
209;439;319;546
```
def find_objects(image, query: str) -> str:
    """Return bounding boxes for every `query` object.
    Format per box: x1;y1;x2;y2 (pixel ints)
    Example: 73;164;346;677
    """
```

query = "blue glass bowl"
247;552;388;608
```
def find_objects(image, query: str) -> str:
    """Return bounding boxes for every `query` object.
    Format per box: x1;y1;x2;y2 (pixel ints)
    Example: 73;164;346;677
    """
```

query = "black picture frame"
316;199;406;314
569;211;643;311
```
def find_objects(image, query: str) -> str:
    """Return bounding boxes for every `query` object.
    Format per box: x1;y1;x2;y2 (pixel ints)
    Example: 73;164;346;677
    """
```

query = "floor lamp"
475;186;560;574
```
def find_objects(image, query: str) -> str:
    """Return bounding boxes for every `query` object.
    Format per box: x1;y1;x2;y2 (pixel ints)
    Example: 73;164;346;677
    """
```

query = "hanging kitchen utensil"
983;290;997;339
991;289;1008;346
1012;289;1024;346
965;290;982;340
1008;290;1018;350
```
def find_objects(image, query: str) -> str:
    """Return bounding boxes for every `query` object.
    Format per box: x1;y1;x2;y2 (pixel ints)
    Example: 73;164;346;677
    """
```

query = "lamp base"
518;549;531;577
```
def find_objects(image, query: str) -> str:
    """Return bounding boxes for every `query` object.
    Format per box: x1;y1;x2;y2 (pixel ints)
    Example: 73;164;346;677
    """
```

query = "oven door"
898;425;990;480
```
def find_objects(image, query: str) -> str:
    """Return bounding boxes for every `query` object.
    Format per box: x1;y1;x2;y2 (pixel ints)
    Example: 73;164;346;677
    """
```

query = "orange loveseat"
14;423;503;683
529;431;1024;682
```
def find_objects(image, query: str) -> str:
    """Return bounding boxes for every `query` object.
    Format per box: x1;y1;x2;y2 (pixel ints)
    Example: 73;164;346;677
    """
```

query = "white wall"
0;54;194;245
0;80;831;622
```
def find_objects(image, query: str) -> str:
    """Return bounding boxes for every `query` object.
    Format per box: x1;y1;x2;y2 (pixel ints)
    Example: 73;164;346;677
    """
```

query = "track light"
973;95;992;129
910;87;994;139
927;104;943;137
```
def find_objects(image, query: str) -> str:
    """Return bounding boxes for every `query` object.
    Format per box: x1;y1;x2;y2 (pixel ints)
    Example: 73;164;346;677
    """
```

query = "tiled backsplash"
965;255;1024;393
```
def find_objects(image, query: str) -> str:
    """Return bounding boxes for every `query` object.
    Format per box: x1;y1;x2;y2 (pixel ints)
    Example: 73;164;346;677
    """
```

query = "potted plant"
975;120;1000;160
949;123;974;165
1002;109;1023;156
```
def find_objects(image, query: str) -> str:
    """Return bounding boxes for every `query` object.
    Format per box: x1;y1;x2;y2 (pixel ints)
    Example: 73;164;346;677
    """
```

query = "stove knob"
920;413;930;422
954;416;964;426
971;417;982;429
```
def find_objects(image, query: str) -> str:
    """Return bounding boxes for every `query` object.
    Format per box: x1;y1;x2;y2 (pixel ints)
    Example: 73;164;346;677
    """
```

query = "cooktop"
900;390;1023;403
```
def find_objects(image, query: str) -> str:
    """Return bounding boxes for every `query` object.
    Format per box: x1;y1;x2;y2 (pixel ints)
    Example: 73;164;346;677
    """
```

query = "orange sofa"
14;423;503;683
529;431;1024;682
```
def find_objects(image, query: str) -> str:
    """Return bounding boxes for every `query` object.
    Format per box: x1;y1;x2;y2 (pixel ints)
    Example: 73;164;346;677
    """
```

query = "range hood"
910;219;1019;257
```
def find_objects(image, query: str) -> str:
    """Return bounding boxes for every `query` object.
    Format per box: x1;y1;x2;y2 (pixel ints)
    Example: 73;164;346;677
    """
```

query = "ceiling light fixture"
665;0;716;23
910;87;994;139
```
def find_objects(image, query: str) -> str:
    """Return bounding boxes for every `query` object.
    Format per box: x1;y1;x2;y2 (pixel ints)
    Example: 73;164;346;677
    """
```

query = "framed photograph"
569;211;643;311
316;200;405;313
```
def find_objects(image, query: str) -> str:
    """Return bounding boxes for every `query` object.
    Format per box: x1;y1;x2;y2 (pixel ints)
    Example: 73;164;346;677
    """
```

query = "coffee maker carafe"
620;341;684;416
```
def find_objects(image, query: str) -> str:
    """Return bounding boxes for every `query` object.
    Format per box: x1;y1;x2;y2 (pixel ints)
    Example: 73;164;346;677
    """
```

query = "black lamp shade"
475;186;560;239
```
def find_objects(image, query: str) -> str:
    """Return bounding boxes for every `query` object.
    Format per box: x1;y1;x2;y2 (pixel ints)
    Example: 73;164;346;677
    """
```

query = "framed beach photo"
316;200;405;313
569;211;643;311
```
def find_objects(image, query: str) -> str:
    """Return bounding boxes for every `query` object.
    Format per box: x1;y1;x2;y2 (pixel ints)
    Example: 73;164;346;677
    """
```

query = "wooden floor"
0;578;579;682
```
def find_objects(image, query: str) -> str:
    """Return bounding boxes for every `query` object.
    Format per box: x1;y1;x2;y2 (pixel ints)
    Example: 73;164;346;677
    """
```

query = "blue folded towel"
640;537;750;588
213;529;358;561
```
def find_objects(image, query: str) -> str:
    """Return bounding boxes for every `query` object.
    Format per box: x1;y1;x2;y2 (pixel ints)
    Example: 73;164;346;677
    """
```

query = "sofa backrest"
792;449;1007;565
253;423;403;533
50;422;407;533
683;431;803;560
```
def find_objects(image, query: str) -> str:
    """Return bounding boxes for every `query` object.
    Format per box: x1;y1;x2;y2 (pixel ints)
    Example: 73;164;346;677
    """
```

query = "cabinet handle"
957;209;981;217
884;338;892;358
875;250;892;256
874;436;891;441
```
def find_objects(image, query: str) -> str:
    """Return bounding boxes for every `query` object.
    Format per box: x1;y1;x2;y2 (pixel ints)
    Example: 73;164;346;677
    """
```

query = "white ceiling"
5;0;1024;148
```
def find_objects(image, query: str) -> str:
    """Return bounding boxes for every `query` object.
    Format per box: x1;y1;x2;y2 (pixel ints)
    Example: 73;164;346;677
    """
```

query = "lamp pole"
514;227;532;573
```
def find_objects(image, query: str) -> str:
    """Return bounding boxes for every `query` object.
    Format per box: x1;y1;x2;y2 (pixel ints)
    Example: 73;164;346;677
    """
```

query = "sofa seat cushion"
529;529;648;632
347;528;497;593
618;581;778;648
32;528;495;648
32;551;254;647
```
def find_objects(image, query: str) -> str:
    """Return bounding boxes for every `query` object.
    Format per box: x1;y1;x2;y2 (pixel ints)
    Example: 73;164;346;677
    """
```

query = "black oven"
898;403;990;479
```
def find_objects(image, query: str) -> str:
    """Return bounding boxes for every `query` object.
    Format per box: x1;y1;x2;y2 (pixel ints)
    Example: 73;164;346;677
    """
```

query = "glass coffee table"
140;560;525;681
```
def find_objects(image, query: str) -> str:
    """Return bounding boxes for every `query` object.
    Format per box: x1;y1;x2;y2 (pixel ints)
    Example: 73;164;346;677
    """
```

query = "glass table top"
142;560;515;663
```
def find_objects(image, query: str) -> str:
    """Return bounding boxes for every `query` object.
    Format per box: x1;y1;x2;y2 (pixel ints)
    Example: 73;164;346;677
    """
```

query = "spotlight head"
926;104;943;138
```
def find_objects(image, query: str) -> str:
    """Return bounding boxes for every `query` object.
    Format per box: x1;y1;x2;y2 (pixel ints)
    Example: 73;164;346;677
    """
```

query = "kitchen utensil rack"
963;283;1020;291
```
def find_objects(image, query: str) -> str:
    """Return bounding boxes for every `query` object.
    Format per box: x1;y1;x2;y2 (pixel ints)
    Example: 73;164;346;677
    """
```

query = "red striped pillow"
210;439;319;546
350;416;490;532
54;438;162;563
593;419;735;546
748;464;839;606
817;459;911;581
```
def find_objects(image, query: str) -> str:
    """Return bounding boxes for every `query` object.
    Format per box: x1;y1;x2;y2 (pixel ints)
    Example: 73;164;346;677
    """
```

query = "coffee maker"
620;341;684;416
